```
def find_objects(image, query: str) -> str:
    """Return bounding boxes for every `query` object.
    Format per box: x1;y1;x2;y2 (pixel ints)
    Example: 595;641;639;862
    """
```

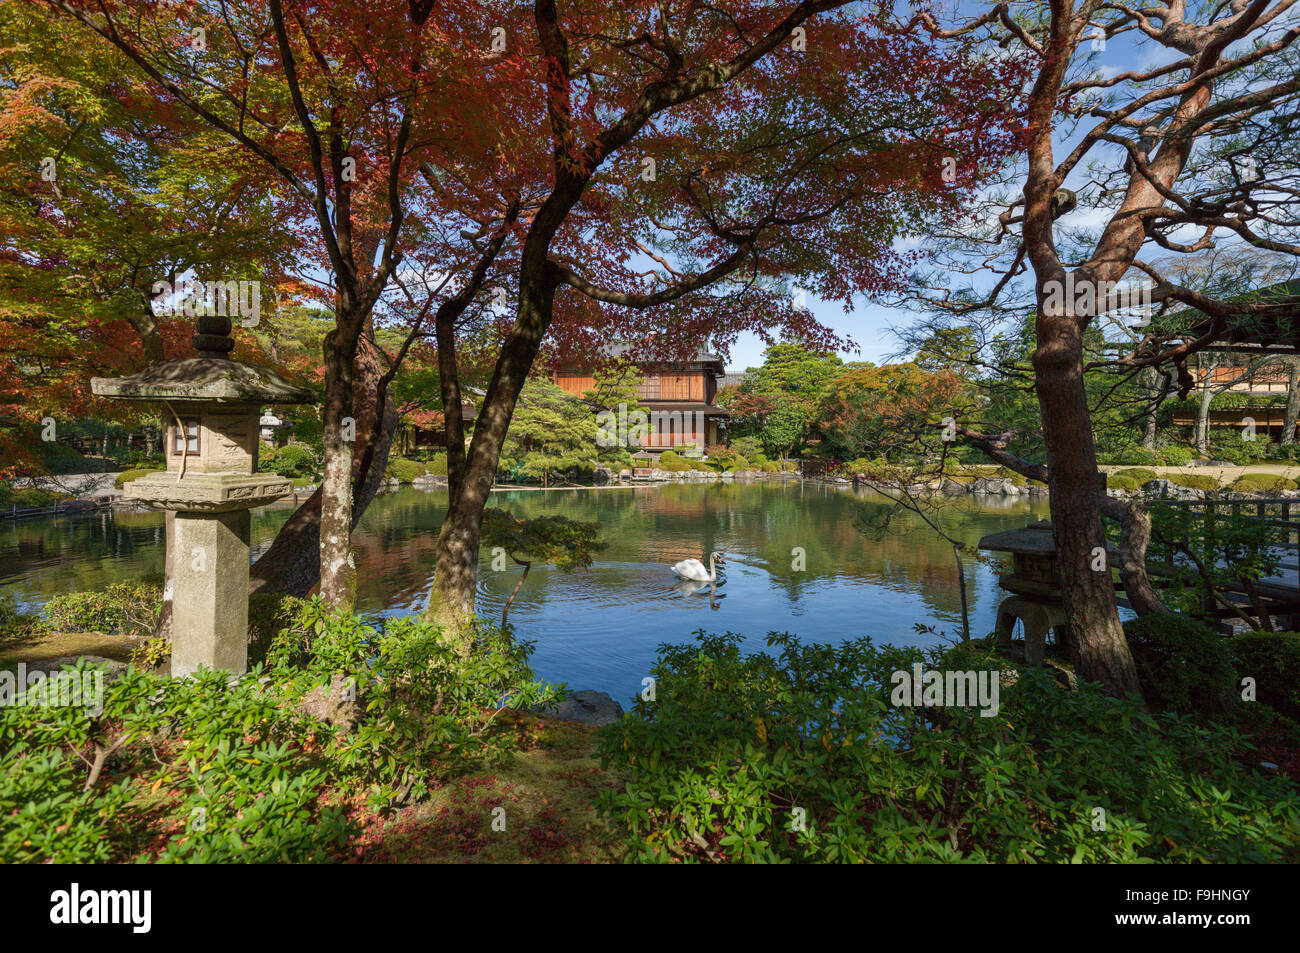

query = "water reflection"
0;483;1048;702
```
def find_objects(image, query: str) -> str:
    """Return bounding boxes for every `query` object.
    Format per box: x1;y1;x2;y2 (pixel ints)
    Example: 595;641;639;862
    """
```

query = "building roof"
599;341;725;366
1166;280;1300;354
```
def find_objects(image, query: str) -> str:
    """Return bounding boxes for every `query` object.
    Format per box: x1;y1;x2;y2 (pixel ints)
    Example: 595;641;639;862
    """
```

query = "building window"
173;419;200;455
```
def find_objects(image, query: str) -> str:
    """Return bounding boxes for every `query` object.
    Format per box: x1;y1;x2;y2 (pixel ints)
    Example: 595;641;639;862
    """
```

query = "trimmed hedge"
1123;614;1236;714
1227;473;1298;494
113;468;162;489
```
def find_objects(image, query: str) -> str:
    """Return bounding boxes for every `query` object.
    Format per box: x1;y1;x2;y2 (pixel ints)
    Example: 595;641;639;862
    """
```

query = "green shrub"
1231;632;1300;721
0;486;70;507
657;450;694;472
729;437;763;461
1165;473;1220;491
598;631;1299;863
0;600;559;862
704;448;749;471
113;468;162;489
1227;473;1298;494
1159;444;1194;467
385;457;427;483
0;594;49;645
257;443;320;479
1100;447;1160;467
1123;614;1237;714
1114;467;1159;485
43;582;162;637
424;452;449;475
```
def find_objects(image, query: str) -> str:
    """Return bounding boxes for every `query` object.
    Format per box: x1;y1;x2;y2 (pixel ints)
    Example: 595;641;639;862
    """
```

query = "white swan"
671;551;725;581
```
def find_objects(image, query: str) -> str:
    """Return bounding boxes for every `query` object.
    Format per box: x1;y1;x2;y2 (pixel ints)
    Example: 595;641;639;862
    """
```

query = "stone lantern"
978;520;1119;665
91;316;314;676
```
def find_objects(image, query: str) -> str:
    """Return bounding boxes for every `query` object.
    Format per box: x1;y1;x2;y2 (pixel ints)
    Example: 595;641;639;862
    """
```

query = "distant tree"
819;362;970;461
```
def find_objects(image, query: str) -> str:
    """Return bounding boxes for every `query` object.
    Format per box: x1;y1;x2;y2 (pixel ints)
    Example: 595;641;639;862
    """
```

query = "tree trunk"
1282;359;1300;445
1195;354;1218;457
249;329;396;599
1140;367;1159;451
428;268;558;635
1034;306;1143;700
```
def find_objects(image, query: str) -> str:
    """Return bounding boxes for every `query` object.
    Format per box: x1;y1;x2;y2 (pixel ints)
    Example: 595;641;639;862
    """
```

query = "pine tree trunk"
1035;303;1143;700
1282;359;1300;445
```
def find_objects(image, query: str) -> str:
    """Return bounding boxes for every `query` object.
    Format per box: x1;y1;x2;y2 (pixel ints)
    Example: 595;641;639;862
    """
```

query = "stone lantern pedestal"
91;317;314;676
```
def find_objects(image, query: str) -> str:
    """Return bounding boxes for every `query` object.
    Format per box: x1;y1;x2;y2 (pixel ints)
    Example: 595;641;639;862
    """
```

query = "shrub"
386;457;427;483
1231;632;1300;721
597;631;1299;863
0;594;49;645
1101;447;1160;467
657;450;694;472
1159;444;1194;467
0;600;560;862
0;486;69;507
1164;473;1220;491
43;582;162;637
424;452;449;475
729;437;763;461
1123;614;1237;714
1114;467;1159;485
113;468;162;489
1227;473;1298;494
704;447;750;471
257;443;320;479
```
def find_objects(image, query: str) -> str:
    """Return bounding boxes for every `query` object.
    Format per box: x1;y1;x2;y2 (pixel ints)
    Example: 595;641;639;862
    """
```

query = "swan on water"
670;551;725;581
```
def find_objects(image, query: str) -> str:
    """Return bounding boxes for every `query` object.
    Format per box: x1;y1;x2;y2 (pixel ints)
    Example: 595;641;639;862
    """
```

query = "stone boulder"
531;689;624;726
22;655;129;685
971;476;1024;496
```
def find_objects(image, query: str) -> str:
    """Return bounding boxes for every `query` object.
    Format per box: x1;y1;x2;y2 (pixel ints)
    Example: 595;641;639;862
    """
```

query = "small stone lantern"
91;316;314;676
978;520;1119;665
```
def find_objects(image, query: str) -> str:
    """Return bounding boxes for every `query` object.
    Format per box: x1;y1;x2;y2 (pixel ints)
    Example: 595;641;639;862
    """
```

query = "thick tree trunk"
1283;359;1300;445
1035;308;1144;700
428;270;558;634
249;330;396;599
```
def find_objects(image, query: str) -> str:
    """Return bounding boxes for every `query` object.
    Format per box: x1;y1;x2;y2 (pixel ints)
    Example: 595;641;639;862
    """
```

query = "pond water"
0;482;1048;703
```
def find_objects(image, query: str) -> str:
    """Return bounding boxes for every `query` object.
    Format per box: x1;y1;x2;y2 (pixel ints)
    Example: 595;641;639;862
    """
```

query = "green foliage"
0;484;71;507
0;594;49;645
502;379;631;484
1123;615;1237;714
598;632;1299;863
728;436;764;462
1098;448;1160;467
1227;473;1298;493
1159;444;1194;467
257;444;321;480
1165;473;1220;491
703;447;750;471
423;452;449;475
480;508;606;572
43;582;162;637
1231;632;1300;720
385;457;427;483
113;468;162;489
657;450;694;472
1;601;559;862
1114;467;1159;485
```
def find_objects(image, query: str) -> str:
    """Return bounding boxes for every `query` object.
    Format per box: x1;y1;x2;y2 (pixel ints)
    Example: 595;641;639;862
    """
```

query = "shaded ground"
0;629;139;667
344;712;626;863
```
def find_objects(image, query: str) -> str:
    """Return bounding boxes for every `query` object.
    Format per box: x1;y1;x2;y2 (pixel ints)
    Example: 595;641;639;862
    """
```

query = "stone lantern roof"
90;317;314;406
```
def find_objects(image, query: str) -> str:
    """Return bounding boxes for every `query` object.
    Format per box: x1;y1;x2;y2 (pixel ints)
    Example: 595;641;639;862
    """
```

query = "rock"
941;478;970;495
531;689;624;726
1144;478;1204;500
972;476;1023;496
298;673;361;734
21;655;129;685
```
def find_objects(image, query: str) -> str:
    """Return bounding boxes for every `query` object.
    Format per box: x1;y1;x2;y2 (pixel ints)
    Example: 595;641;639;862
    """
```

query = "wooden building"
554;344;730;452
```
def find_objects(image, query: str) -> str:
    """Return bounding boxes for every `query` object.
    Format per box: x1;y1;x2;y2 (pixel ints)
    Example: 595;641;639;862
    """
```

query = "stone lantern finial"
194;315;235;358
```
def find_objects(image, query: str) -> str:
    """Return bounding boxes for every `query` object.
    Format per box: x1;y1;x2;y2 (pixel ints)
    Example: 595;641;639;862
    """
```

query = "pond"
0;482;1048;703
